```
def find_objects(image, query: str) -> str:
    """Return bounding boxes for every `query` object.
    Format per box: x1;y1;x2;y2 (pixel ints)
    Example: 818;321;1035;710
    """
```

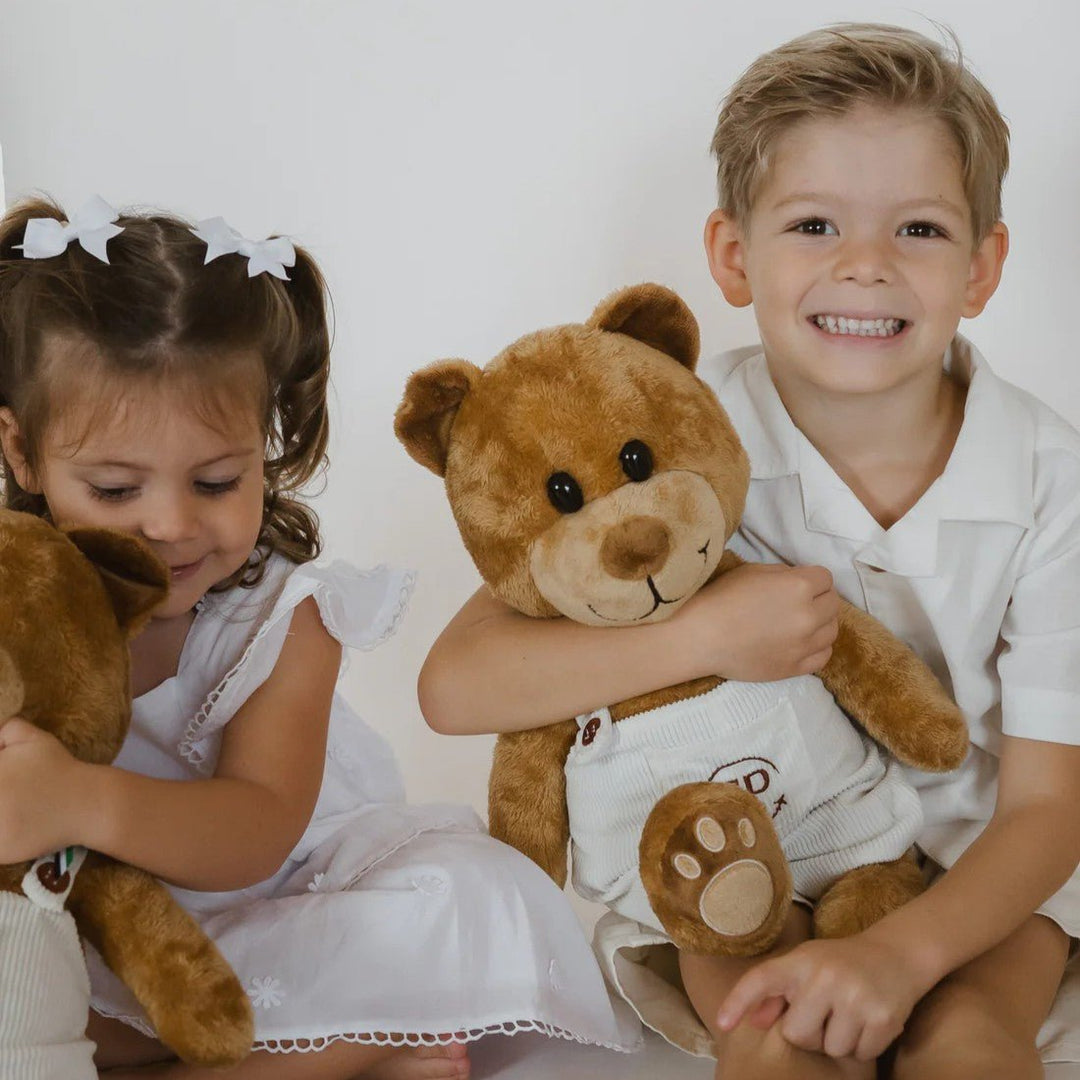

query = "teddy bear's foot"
813;853;924;939
639;782;793;957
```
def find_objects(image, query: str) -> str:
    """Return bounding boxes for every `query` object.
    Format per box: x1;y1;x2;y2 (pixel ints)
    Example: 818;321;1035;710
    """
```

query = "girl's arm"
420;561;840;735
0;597;341;892
717;734;1080;1059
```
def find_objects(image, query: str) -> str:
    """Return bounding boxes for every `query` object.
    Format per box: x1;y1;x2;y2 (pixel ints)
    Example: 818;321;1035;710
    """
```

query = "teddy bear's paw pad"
670;816;775;936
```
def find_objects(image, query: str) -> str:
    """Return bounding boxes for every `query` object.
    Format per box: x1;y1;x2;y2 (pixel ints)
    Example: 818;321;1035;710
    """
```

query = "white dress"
87;555;640;1056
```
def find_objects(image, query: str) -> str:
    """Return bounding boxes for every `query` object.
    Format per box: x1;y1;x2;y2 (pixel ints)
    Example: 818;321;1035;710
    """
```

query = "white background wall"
2;0;1078;816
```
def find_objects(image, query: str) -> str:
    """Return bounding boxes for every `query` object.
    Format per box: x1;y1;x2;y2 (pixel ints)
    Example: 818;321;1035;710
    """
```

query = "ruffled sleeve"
178;561;414;772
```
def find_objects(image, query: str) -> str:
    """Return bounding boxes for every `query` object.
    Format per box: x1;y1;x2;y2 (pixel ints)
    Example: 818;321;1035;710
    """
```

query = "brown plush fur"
397;284;968;957
0;509;253;1066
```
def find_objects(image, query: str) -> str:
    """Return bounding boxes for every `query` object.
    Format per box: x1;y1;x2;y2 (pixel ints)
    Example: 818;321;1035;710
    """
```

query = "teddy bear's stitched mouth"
588;576;680;622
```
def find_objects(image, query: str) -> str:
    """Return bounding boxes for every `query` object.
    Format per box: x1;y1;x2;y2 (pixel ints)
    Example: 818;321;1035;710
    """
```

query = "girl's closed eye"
89;483;138;503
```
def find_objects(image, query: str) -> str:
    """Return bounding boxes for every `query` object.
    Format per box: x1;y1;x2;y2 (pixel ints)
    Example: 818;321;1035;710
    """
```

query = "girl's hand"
682;562;840;682
0;718;86;861
716;932;928;1061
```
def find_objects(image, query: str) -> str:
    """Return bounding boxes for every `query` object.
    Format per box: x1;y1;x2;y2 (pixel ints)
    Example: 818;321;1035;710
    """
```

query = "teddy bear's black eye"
619;440;654;482
547;472;584;514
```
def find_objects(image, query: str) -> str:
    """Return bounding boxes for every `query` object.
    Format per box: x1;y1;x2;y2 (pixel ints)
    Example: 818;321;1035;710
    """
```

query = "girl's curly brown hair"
0;196;330;589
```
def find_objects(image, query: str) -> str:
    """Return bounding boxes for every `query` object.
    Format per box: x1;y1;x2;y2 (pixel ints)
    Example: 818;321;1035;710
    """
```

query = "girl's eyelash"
197;478;241;495
89;485;136;503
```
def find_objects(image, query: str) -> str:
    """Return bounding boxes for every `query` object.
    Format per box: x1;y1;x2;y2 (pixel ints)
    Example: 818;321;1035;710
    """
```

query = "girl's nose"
833;235;894;286
139;496;199;543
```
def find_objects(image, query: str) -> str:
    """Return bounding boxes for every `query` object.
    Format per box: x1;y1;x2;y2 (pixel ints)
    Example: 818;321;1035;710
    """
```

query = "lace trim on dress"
88;1009;635;1054
177;565;415;772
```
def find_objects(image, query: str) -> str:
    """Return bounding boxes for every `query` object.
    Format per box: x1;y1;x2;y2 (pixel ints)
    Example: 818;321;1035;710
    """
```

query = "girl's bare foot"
366;1042;470;1080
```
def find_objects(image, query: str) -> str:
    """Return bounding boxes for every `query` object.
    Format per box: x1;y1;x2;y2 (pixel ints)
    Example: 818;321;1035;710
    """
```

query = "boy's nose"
833;237;894;286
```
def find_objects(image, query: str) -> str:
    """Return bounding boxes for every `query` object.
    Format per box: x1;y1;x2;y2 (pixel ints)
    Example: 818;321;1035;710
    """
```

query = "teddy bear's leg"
639;782;793;957
812;852;924;939
69;856;253;1067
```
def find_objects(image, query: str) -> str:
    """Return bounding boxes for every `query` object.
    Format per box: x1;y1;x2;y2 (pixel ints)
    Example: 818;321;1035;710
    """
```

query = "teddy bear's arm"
819;602;968;772
68;853;253;1067
488;720;579;886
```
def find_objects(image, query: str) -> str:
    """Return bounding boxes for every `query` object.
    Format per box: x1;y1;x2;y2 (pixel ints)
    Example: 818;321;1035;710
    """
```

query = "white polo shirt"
699;336;1080;932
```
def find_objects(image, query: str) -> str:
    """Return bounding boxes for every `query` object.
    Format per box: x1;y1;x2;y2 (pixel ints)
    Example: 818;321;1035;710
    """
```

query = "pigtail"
240;243;331;585
0;197;68;516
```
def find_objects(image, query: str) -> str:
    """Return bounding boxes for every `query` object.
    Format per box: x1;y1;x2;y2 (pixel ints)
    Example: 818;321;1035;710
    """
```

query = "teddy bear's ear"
587;283;700;371
64;528;171;638
395;360;483;477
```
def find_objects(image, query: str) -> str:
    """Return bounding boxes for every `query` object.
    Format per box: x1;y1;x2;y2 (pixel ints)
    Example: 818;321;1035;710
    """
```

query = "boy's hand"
0;718;86;862
683;562;839;681
717;932;926;1061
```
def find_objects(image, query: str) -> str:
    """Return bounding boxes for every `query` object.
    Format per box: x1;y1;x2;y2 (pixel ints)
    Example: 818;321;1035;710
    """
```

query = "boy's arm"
419;561;840;734
0;597;341;892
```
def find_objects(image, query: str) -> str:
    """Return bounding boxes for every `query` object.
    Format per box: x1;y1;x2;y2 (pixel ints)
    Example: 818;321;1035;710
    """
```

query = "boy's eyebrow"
770;191;968;219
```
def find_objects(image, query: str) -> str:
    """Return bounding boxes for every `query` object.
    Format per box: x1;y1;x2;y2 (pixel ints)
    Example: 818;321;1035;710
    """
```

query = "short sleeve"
178;561;414;769
999;446;1080;745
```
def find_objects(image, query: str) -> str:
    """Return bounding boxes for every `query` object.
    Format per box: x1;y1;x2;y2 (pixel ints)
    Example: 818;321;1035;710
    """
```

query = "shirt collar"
712;334;1036;547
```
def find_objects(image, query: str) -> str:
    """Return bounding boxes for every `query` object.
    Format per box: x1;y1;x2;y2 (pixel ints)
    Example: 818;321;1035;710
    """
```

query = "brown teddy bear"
395;284;968;959
0;509;253;1076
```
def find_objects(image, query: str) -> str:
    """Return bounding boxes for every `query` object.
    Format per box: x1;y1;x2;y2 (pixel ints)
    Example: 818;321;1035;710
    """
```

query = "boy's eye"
792;218;837;236
899;221;945;239
196;477;241;495
89;485;137;503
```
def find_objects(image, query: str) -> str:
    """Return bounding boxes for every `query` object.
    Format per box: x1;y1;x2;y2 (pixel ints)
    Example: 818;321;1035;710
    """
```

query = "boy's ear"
962;222;1009;318
0;408;42;493
395;360;482;477
704;208;753;308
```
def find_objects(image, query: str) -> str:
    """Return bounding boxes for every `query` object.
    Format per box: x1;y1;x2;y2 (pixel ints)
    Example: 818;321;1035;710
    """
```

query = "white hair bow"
190;217;296;280
18;195;124;263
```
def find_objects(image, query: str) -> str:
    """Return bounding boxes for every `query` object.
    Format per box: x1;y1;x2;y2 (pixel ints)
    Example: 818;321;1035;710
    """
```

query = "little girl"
0;196;637;1079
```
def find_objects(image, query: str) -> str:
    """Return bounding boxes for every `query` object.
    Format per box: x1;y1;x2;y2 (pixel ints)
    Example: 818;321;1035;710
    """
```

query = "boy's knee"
895;990;1042;1080
718;1022;871;1080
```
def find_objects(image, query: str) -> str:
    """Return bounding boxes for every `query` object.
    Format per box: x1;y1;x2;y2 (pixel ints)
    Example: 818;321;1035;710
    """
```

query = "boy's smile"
706;104;1007;405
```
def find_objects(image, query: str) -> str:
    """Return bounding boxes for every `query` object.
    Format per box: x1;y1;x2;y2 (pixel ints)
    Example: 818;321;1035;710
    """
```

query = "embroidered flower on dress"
248;976;285;1009
308;872;328;893
412;874;448;895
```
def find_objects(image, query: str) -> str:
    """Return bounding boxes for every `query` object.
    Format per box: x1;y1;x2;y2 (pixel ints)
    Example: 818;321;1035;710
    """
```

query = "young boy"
419;24;1080;1079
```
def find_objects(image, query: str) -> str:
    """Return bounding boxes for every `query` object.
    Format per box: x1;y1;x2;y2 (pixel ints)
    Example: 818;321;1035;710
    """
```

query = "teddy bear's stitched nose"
0;645;24;721
600;516;671;580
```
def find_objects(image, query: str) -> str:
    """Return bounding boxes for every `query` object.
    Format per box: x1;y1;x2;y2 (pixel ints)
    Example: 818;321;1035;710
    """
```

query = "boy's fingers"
779;994;830;1053
822;1010;862;1059
746;996;786;1030
798;564;834;596
717;965;786;1031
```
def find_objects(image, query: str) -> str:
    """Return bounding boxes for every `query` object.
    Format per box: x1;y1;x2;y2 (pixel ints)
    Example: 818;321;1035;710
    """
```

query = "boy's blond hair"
711;23;1009;242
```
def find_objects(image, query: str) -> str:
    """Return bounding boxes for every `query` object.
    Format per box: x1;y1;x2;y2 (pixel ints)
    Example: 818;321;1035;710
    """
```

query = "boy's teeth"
812;315;904;337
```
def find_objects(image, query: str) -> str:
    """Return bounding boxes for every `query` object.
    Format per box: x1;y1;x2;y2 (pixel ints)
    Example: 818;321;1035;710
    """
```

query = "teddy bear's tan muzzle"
0;646;25;721
600;516;671;580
